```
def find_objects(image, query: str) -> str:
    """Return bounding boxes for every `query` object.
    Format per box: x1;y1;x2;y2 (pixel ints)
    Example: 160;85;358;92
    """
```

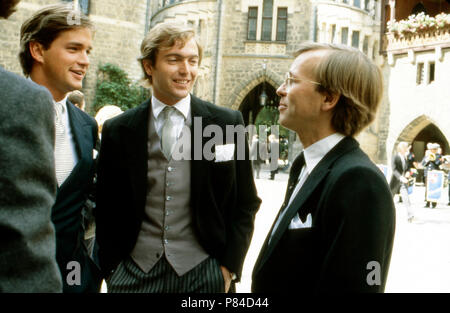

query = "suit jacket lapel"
122;100;150;214
255;136;359;273
190;95;214;201
58;101;91;190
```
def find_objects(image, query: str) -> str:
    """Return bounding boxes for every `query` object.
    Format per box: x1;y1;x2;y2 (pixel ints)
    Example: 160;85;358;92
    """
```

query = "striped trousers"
106;256;224;293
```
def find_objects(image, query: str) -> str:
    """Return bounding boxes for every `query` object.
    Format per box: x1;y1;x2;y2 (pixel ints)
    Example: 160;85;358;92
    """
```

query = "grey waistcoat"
130;106;209;276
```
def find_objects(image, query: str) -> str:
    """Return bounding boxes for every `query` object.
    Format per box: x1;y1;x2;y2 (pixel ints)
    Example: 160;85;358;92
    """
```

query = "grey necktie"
161;106;177;159
54;102;75;186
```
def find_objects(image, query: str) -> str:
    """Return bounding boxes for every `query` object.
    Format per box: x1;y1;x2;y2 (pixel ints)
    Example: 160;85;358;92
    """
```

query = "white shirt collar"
152;94;190;120
55;95;69;113
303;133;346;175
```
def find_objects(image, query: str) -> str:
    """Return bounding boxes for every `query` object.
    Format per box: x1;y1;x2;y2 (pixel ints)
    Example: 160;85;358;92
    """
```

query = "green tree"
93;63;150;113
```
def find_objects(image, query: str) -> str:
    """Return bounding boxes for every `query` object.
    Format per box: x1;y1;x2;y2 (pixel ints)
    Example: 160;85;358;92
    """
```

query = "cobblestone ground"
236;169;450;293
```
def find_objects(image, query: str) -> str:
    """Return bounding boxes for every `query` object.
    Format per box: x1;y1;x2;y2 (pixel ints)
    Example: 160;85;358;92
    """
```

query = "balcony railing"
383;13;450;53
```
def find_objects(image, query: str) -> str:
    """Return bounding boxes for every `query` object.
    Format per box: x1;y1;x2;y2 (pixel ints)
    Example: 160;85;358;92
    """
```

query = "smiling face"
143;37;199;106
31;27;92;101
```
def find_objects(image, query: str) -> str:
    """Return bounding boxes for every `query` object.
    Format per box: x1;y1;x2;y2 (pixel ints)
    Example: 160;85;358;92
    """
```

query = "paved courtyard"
235;169;450;293
101;168;450;293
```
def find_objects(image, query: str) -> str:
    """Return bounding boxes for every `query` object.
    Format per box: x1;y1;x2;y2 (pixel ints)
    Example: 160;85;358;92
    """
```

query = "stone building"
150;0;385;162
1;0;449;167
381;0;450;174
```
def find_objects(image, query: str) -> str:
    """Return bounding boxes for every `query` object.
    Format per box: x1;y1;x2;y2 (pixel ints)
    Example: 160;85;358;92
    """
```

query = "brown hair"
294;42;383;137
138;22;202;87
0;0;20;19
19;4;94;76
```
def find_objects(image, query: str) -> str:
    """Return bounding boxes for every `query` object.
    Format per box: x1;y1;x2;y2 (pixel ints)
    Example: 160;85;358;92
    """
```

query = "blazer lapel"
121;100;150;214
190;95;214;201
255;136;359;273
58;101;92;190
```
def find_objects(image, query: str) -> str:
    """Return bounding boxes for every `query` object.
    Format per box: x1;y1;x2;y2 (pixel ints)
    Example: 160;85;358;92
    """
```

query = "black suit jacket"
52;101;101;293
252;137;395;293
389;154;407;195
95;95;261;280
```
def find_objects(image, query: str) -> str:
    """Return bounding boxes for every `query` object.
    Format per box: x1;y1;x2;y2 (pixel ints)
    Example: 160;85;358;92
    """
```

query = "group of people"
1;1;395;293
389;141;449;221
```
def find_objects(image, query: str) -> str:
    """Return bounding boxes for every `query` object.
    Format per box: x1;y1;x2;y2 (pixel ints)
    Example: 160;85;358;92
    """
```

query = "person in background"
68;90;86;111
0;0;62;292
421;143;442;208
389;142;414;222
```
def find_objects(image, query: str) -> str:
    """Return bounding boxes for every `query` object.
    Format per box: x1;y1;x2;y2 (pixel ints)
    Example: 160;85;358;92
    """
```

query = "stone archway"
391;115;450;182
229;69;283;111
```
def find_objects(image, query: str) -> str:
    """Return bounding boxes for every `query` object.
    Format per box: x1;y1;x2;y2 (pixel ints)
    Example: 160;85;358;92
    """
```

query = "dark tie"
280;152;305;211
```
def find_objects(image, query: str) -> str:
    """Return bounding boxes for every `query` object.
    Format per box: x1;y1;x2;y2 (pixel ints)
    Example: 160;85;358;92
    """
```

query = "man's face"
276;50;327;134
144;37;199;105
37;27;92;101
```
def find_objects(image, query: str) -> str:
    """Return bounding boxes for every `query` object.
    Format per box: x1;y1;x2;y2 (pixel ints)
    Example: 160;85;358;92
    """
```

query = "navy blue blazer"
51;101;101;293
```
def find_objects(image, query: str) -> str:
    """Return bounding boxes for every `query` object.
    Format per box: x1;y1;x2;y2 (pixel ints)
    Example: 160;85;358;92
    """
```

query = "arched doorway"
238;82;279;126
395;120;449;183
238;82;293;165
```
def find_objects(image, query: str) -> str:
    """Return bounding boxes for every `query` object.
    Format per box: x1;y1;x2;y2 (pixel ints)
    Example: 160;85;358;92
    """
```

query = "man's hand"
220;266;232;293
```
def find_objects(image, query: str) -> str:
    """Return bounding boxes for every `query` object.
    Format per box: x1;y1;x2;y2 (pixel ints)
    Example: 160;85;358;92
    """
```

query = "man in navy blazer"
19;4;101;292
252;43;395;293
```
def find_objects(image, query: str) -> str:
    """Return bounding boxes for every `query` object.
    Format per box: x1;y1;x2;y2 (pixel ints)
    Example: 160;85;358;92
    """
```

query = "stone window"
354;0;361;8
331;24;336;43
341;27;349;45
429;62;435;83
61;0;90;15
247;7;258;40
351;31;360;48
262;0;274;41
417;62;424;85
364;0;370;11
363;35;369;55
276;8;288;41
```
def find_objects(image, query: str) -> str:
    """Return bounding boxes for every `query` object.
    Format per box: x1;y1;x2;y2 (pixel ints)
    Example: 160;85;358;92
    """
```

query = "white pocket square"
288;213;312;229
215;144;235;162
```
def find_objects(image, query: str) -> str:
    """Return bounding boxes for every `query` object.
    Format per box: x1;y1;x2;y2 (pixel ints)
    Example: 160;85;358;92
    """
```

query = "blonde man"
252;43;395;293
95;22;261;293
20;4;101;293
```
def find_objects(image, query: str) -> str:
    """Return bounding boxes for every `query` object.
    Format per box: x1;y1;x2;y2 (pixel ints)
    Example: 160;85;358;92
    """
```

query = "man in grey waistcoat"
95;22;261;293
0;0;62;292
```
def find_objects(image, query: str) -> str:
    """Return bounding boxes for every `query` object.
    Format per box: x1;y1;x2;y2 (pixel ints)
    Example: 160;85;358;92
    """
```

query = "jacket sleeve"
316;166;396;293
221;111;261;280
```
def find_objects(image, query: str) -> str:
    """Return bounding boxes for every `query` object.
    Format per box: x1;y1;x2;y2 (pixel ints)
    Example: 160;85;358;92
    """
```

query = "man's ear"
142;59;153;77
321;91;341;112
29;41;45;64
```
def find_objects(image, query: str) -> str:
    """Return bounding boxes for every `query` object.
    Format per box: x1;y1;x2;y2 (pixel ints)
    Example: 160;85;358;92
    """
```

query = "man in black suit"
95;22;261;293
252;43;395;293
19;4;101;292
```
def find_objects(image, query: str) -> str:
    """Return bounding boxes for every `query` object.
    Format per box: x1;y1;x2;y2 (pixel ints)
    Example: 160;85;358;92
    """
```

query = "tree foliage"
93;63;150;113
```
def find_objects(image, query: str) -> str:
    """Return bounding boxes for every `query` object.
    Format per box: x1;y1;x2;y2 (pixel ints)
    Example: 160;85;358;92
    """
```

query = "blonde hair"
95;105;123;133
138;22;202;88
294;42;383;137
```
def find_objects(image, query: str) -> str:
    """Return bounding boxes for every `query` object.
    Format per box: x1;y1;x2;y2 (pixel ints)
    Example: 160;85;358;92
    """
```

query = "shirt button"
166;196;172;201
163;239;169;245
167;167;174;172
164;226;170;231
165;211;170;216
166;182;171;187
